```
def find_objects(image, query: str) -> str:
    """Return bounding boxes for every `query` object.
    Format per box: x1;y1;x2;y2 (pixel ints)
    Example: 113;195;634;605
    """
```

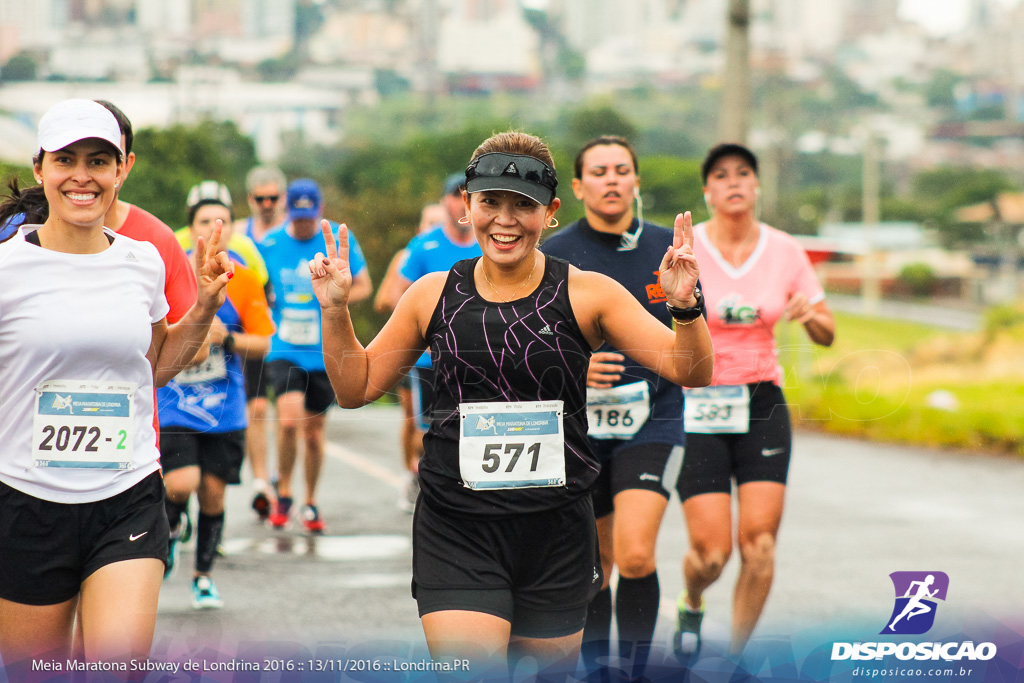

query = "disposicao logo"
882;571;948;635
831;571;997;663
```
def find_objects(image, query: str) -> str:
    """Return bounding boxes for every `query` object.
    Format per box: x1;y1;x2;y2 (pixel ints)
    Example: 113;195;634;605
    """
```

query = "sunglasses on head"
465;153;557;205
253;194;280;204
467;154;556;188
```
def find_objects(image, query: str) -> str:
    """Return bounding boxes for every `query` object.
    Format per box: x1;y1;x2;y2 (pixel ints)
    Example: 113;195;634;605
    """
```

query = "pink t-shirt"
694;222;825;386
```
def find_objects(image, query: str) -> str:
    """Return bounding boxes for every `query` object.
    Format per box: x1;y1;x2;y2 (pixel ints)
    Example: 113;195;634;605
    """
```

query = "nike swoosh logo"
129;532;148;541
761;448;785;457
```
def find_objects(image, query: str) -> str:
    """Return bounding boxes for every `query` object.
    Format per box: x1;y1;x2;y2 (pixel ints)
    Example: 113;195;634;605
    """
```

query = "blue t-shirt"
0;213;26;242
157;293;248;433
540;218;685;447
399;225;481;368
259;221;367;371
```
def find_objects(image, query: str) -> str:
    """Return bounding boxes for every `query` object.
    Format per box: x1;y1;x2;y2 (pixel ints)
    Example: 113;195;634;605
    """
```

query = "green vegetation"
897;262;936;297
781;311;1024;456
1;53;38;82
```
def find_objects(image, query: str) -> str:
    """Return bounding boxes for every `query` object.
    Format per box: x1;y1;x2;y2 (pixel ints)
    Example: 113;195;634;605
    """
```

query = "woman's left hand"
195;220;234;313
659;211;700;307
783;292;816;324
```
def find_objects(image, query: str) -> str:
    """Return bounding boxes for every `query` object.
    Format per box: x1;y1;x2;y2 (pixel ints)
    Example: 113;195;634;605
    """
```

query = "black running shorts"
590;441;682;518
160;428;246;484
244;358;270;400
675;382;792;501
266;360;337;414
0;472;169;605
412;495;602;638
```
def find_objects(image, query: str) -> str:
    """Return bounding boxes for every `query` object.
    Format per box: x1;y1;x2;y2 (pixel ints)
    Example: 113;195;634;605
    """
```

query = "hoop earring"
457;215;471;225
546;217;559;228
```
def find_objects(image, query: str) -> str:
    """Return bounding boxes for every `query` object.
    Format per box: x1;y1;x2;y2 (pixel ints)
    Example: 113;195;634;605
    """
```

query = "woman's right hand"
195;220;233;314
587;352;625;389
310;219;352;308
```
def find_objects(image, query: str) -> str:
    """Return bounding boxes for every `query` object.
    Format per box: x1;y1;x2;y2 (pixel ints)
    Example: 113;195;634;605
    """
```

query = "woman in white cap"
311;130;713;680
0;100;232;670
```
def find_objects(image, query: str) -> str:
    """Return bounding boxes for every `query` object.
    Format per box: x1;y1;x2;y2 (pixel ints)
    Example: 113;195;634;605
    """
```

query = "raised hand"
309;219;352;307
195;219;233;313
658;211;700;307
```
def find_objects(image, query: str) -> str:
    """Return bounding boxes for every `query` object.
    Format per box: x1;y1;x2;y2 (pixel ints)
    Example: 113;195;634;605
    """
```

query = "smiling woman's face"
572;144;637;223
35;138;121;230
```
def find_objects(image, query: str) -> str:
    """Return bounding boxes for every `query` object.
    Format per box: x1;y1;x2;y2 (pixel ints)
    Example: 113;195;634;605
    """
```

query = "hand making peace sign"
194;219;234;313
658;211;701;307
310;218;352;307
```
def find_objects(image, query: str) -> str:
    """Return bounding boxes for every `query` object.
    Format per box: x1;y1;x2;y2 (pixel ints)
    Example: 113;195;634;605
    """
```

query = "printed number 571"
482;443;541;473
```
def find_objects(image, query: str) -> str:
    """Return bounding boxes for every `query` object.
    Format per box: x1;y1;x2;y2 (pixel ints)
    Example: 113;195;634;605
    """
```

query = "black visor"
465;153;557;205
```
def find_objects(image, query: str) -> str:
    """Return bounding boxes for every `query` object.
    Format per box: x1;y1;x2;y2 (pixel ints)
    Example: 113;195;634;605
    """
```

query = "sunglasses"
253;194;281;204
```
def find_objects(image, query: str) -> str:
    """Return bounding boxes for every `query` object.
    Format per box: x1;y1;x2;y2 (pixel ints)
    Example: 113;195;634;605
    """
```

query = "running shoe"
178;510;193;545
250;478;276;521
251;490;271;520
269;496;292;529
672;592;705;661
164;531;180;580
301;504;326;534
191;576;224;610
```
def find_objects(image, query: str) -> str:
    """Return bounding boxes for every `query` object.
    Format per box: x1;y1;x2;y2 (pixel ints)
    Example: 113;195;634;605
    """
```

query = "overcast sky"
899;0;1019;35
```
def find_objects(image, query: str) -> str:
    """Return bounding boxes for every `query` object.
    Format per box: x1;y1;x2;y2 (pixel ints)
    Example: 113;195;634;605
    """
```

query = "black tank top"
420;254;597;518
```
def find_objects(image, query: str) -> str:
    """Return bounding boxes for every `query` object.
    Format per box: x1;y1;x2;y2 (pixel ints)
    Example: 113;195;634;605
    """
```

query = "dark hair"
701;143;758;183
573;136;639;179
0;179;48;237
471;131;555;171
188;199;234;227
94;99;133;155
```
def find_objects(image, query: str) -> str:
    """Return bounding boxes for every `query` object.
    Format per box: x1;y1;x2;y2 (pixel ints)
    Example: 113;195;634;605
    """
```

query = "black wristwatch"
666;288;704;322
222;333;236;355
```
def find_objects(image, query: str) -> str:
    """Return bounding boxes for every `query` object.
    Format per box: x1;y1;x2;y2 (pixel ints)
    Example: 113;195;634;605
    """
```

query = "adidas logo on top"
504;162;518;175
539;324;553;336
125;251;139;263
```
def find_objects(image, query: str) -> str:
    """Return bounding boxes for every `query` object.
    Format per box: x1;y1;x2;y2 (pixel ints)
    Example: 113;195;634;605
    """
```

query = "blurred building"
436;0;541;90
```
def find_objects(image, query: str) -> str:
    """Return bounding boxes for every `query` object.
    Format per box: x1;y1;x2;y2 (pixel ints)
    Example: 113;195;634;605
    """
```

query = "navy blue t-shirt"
540;217;685;447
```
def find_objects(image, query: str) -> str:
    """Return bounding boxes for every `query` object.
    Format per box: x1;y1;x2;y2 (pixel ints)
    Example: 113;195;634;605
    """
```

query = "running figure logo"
881;571;949;635
475;415;498;435
51;394;74;413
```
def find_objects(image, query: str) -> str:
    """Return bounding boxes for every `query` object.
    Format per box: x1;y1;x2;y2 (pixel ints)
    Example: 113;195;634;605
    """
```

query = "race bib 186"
587;381;650;439
32;379;136;469
459;401;566;490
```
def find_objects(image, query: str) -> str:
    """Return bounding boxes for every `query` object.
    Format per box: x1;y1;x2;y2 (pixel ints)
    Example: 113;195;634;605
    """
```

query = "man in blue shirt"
258;179;371;532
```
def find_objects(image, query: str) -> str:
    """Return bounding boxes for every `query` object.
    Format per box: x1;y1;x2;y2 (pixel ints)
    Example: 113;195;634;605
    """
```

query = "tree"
1;54;37;82
562;105;637;152
123;121;258;228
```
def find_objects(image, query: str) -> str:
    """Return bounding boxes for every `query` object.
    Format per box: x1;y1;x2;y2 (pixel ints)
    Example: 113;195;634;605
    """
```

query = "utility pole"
862;133;882;314
719;0;751;143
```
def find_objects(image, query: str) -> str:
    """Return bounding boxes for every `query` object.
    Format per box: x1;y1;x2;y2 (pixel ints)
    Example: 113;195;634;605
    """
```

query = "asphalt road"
149;403;1024;677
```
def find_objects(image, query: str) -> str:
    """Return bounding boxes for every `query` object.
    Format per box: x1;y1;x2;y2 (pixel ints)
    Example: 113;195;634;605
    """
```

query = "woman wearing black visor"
311;131;713;680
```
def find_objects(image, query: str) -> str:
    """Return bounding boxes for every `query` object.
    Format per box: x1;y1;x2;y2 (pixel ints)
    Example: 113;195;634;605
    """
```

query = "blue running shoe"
191;576;224;610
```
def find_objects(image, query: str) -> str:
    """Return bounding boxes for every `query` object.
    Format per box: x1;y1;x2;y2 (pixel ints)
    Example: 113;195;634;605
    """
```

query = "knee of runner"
617;549;657;578
739;533;775;575
690;545;730;578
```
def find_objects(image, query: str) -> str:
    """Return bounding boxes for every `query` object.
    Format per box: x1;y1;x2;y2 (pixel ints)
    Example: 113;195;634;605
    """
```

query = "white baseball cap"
37;99;123;157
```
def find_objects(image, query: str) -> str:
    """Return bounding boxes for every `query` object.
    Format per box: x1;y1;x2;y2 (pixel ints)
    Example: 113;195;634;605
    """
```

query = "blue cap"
443;172;465;197
287;178;322;220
